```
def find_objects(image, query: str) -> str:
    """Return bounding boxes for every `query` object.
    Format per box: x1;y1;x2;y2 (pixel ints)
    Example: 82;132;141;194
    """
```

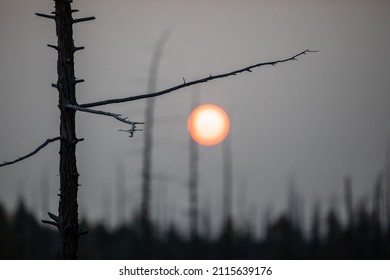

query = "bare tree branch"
65;104;143;125
72;16;96;24
48;212;59;222
41;220;59;228
65;104;144;137
80;49;318;108
0;137;61;167
35;13;56;20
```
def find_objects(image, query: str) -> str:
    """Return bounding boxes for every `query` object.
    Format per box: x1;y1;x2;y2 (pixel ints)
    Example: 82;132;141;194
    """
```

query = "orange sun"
188;104;230;146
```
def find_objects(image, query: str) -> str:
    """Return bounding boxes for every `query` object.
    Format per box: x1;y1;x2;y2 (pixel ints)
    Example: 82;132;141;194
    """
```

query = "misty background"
1;0;389;236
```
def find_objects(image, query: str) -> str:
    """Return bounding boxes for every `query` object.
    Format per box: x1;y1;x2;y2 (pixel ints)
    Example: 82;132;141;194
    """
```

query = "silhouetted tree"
220;131;235;258
344;175;354;227
139;29;172;259
325;206;342;258
0;203;15;259
188;90;200;257
309;202;322;259
1;186;390;260
264;214;304;259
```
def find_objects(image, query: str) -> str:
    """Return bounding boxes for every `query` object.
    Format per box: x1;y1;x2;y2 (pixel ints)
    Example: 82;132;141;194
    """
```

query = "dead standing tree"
0;0;316;259
139;28;172;258
189;89;200;255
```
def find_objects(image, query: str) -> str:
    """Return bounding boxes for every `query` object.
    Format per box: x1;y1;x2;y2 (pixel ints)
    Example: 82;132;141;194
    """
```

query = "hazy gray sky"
1;0;389;233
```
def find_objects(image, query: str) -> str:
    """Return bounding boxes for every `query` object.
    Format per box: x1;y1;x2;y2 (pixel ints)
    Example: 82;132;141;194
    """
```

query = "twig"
65;104;143;126
72;17;96;24
119;128;143;138
47;44;59;51
42;220;58;228
48;212;59;222
0;137;61;167
80;50;318;108
35;13;56;20
73;46;85;53
65;104;144;137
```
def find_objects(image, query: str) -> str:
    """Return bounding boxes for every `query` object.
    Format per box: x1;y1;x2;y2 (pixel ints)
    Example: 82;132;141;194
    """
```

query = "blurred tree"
139;28;172;259
0;203;15;259
309;202;322;259
325;206;342;258
188;89;200;257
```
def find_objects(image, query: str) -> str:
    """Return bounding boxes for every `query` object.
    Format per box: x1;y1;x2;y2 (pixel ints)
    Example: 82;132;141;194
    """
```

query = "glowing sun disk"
188;104;230;146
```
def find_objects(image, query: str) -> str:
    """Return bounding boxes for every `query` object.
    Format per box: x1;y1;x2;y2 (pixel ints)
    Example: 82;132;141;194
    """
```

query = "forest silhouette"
1;177;389;260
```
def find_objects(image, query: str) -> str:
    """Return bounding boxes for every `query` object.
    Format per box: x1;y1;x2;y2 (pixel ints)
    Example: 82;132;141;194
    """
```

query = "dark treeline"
1;186;389;259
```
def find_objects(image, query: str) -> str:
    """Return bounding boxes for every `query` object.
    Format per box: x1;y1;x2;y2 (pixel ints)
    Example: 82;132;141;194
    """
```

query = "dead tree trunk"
221;131;234;258
36;0;94;259
189;89;200;252
56;0;80;260
140;91;154;259
222;132;233;229
140;29;171;258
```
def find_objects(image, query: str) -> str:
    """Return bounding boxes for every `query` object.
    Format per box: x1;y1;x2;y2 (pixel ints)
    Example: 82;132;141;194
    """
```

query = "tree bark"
56;0;80;259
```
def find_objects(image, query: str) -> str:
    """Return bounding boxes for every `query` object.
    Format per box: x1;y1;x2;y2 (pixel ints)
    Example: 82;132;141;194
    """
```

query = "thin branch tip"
42;220;58;228
0;137;61;167
48;212;59;222
79;49;316;108
35;13;56;20
66;104;143;136
47;44;59;51
73;17;96;24
73;46;85;52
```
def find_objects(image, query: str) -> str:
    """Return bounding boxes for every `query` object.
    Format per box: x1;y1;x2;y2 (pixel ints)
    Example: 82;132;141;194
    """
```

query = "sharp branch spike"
73;17;96;24
35;13;56;20
48;212;59;222
47;44;59;51
74;79;85;84
73;46;85;53
42;220;58;228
